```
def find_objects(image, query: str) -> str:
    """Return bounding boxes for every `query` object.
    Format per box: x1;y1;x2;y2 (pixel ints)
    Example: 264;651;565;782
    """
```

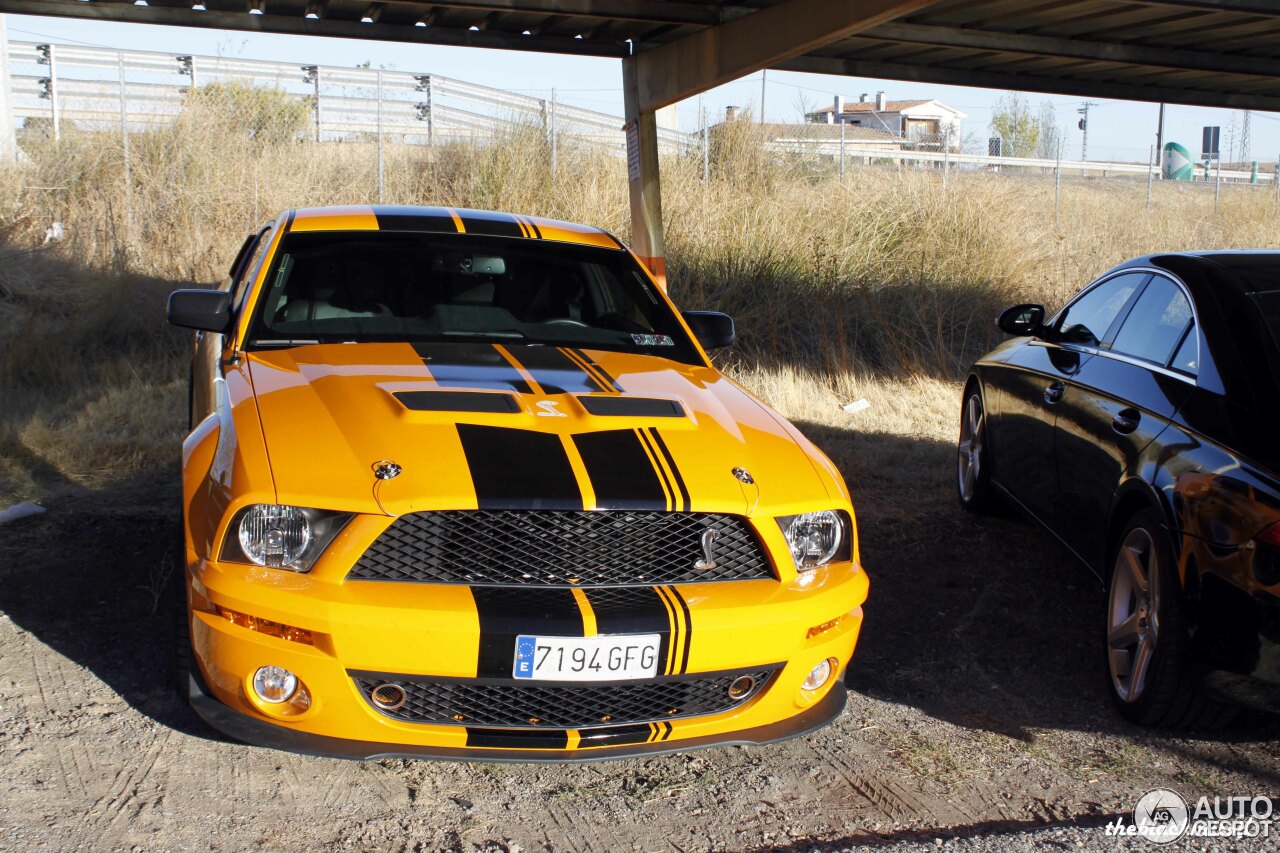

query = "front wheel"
956;386;994;513
1105;509;1236;729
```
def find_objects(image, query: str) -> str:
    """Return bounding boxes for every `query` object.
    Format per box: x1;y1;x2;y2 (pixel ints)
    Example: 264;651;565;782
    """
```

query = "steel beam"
0;0;630;57
402;1;733;26
622;55;666;289
630;0;941;113
778;54;1280;113
865;21;1280;79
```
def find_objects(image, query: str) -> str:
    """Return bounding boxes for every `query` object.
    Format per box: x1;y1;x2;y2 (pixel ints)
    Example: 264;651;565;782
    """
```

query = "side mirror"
996;303;1046;337
682;310;735;350
168;289;232;333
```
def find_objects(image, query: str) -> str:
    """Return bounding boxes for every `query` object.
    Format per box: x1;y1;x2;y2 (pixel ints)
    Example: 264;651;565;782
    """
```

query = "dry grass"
2;114;1279;504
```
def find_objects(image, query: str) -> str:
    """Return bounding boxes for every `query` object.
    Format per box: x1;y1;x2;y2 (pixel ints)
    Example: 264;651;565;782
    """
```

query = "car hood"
246;342;840;517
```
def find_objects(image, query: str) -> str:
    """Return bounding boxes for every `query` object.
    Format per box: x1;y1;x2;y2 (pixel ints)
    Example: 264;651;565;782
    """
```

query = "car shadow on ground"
0;468;220;741
3;420;1279;763
792;419;1280;752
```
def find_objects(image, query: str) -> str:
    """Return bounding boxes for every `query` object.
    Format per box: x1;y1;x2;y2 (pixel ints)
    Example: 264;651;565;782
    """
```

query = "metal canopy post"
623;55;666;290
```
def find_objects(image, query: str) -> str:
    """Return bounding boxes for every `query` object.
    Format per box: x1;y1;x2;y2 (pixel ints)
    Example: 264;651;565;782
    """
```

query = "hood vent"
576;396;685;418
394;390;520;413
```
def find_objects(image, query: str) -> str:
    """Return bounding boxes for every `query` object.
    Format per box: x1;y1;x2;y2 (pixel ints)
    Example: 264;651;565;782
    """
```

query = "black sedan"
959;252;1280;728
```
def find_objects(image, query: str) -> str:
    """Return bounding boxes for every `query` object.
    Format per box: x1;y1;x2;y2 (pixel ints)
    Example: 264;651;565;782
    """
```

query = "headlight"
220;505;351;572
777;510;850;571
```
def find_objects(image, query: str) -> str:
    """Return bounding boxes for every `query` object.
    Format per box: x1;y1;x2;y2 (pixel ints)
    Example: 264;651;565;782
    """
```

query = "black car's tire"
1105;508;1237;729
956;385;995;514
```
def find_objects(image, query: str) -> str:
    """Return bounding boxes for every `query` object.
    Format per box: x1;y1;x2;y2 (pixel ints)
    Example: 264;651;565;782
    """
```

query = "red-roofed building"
805;92;965;148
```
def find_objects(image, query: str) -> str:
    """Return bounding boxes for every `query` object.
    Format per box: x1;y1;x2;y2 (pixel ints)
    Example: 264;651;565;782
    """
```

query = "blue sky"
8;13;1280;165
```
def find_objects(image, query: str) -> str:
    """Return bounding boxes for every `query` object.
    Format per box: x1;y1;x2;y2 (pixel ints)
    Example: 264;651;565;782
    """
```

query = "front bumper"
186;555;867;761
188;662;849;762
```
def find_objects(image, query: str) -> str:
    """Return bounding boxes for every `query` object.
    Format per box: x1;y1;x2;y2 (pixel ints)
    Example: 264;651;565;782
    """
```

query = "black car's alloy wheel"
1105;509;1235;729
956;387;994;513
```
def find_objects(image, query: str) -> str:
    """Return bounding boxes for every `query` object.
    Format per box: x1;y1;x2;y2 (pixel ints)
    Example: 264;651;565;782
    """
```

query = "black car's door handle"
1044;381;1065;404
1112;408;1141;435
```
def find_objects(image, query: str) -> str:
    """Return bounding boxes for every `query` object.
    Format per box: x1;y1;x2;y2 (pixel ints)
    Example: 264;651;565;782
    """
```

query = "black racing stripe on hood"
457;210;525;238
567;348;623;392
471;587;584;679
372;205;459;232
646;428;691;512
457;424;583;510
572;430;667;511
505;345;606;394
464;728;570;749
582;587;674;677
414;343;534;395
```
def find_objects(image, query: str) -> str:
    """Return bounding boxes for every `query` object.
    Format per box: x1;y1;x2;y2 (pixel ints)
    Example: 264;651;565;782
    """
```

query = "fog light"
802;658;836;691
252;665;298;704
727;675;757;700
369;683;406;711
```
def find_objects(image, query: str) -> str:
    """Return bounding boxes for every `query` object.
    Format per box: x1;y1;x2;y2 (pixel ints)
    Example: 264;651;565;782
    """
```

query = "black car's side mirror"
682;310;735;350
168;289;232;333
996;304;1046;337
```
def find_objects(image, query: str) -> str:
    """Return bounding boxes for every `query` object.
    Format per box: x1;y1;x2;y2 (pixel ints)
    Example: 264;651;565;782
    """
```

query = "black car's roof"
1114;251;1280;294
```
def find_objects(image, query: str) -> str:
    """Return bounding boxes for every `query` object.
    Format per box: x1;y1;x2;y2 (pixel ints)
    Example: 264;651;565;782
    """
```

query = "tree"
1035;101;1061;159
183;82;310;144
989;92;1039;158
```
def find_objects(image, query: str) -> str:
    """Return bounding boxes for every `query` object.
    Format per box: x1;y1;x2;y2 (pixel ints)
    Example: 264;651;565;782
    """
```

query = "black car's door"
1054;273;1198;568
986;272;1148;525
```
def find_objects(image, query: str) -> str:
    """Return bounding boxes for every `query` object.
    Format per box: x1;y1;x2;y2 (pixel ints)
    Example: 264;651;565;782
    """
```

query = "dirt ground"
2;392;1278;852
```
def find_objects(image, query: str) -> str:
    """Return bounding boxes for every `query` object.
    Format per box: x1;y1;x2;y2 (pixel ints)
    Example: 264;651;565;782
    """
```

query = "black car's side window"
1055;273;1147;346
1110;276;1193;366
1170;323;1199;376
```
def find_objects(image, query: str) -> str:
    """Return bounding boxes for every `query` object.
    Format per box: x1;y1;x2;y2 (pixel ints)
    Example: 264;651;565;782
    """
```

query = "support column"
0;15;15;163
623;55;666;289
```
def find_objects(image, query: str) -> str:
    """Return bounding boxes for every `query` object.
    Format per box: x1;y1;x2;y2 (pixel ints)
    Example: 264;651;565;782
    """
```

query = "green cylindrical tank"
1162;142;1193;181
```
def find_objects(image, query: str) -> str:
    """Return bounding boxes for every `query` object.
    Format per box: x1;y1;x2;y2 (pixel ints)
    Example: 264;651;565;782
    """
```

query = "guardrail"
5;40;694;152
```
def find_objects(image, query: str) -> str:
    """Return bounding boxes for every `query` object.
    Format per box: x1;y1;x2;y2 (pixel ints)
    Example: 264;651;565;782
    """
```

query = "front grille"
347;510;773;586
353;669;777;729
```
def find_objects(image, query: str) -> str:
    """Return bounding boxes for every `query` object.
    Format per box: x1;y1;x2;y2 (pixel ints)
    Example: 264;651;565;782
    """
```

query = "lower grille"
346;510;774;586
353;669;777;729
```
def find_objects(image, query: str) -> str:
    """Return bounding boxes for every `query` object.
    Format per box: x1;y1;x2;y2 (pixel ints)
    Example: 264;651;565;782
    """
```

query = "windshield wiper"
250;339;323;348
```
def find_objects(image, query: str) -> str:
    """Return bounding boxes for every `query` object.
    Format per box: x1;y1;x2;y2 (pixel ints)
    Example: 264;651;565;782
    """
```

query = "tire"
956;384;995;514
1105;508;1237;729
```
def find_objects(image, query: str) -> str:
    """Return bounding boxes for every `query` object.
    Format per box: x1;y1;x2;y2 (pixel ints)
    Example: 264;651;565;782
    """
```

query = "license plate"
513;634;660;681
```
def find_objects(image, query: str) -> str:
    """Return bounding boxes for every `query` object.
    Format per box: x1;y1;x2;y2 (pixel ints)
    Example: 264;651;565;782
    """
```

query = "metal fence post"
119;51;132;241
302;65;320;141
424;75;433;147
701;101;709;182
550;87;558;181
376;69;385;203
1146;144;1154;210
839;120;846;183
36;44;60;141
1215;155;1221;211
1055;142;1062;228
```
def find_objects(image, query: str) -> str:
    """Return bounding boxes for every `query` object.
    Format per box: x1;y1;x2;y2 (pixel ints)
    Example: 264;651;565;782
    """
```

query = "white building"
805;92;965;148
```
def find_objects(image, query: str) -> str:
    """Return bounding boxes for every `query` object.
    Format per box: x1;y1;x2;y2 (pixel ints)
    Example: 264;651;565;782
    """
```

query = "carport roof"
3;1;1280;111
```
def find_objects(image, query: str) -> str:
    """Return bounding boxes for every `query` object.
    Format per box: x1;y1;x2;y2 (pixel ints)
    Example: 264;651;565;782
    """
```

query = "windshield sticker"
631;334;675;347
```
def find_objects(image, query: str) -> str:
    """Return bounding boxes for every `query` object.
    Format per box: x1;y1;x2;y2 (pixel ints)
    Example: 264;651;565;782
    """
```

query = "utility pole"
759;70;766;125
1077;102;1097;161
1155;103;1165;174
1241;110;1251;166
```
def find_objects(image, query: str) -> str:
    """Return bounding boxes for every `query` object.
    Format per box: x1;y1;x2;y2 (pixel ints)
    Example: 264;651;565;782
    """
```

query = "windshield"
245;231;701;364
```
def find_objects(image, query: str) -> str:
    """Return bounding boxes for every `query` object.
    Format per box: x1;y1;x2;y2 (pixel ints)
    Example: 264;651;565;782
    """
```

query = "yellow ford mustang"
167;205;868;760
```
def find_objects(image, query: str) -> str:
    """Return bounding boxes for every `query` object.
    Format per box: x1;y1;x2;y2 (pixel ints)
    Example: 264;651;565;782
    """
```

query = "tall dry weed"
1;110;1278;501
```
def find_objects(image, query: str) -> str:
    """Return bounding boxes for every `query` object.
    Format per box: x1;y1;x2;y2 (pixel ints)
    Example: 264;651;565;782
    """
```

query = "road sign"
1162;142;1193;180
1201;126;1220;160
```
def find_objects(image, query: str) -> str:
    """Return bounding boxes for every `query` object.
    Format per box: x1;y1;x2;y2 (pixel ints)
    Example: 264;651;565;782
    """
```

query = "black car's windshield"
246;231;701;363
